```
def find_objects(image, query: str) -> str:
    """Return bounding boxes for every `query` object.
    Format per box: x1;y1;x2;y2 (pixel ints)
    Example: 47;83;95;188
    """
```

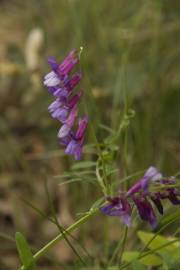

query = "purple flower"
48;57;59;71
127;166;162;196
50;73;82;98
44;50;79;88
67;91;82;109
100;196;132;226
48;50;79;77
166;189;180;205
64;116;88;160
132;196;157;228
64;72;82;93
52;87;69;99
57;49;79;76
48;99;67;121
44;71;61;87
48;92;82;122
150;193;164;215
58;106;78;138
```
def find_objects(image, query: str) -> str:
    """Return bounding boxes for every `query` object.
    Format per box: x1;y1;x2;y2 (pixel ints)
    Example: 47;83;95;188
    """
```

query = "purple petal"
58;49;79;76
53;88;68;99
100;197;132;226
59;135;71;146
65;72;82;92
121;214;131;227
74;145;82;160
44;71;60;87
58;124;71;138
100;204;122;216
67;91;82;109
133;197;157;228
48;57;58;71
47;86;59;95
127;182;141;197
150;195;164;215
142;166;162;192
64;106;78;127
48;99;62;113
75;116;88;140
168;190;180;205
65;140;80;157
51;107;68;121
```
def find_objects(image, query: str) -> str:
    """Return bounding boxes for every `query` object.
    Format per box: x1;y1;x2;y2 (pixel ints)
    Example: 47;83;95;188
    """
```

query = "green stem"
19;209;99;270
119;226;128;265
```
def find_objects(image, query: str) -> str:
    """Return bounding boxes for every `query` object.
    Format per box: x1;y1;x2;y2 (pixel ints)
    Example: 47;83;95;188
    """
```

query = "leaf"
140;254;162;266
138;231;180;263
15;232;37;270
131;260;146;270
122;251;162;266
138;231;173;251
122;251;139;262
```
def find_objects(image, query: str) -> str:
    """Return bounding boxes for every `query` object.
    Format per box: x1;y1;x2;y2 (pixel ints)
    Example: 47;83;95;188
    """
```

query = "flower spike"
44;49;88;159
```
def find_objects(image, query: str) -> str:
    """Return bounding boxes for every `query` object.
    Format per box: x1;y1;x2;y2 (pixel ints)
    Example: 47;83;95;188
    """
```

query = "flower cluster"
100;166;180;228
44;49;88;160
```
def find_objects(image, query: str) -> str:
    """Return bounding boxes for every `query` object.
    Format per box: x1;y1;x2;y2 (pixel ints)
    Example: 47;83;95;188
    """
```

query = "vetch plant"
15;48;180;270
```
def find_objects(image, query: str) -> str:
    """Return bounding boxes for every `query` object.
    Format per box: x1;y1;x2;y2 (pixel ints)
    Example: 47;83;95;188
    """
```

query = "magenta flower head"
44;49;88;160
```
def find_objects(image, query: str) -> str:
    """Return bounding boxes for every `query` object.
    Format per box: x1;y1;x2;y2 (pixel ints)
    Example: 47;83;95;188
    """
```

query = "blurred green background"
0;1;180;269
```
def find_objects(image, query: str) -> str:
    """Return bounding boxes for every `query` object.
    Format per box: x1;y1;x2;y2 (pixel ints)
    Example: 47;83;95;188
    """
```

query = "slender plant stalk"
108;238;123;266
118;226;128;265
18;209;99;270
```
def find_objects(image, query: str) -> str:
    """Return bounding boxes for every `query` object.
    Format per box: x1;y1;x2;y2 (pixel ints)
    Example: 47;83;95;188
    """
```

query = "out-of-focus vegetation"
0;1;180;269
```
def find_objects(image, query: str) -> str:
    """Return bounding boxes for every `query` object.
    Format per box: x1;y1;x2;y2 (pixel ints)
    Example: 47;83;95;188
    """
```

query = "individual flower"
126;166;162;196
150;193;164;215
57;106;78;138
47;73;82;98
63;116;89;160
132;196;157;228
48;91;82;122
100;196;132;226
44;70;61;87
44;49;79;87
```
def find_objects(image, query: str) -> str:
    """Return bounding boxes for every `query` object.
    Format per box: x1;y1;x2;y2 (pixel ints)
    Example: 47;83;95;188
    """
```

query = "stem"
118;226;128;265
19;209;99;270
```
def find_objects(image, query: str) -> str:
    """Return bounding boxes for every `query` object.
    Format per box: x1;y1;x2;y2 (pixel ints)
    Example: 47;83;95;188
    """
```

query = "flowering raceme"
44;49;88;160
100;166;180;228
